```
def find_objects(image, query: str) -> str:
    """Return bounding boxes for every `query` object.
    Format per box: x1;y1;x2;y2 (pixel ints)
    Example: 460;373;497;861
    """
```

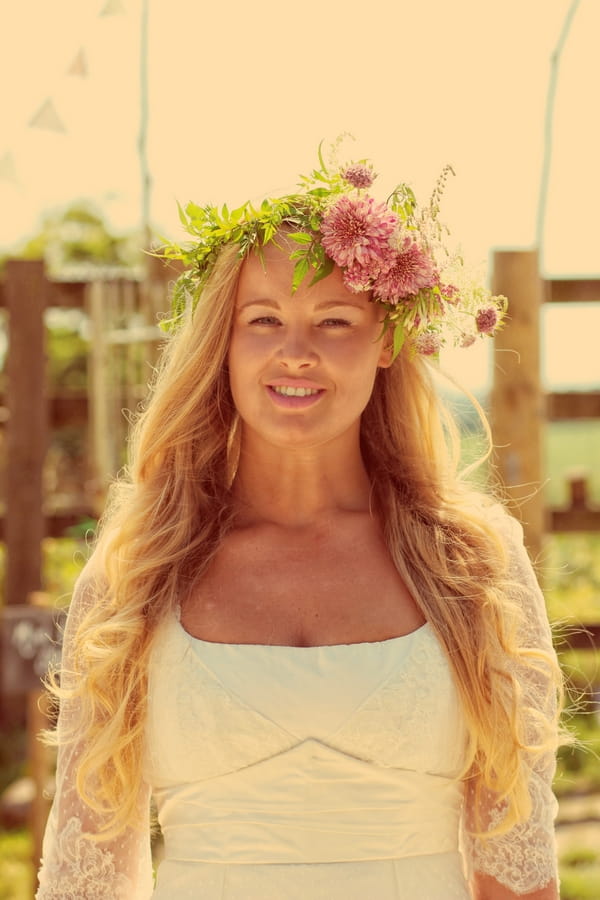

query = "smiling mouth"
270;385;322;397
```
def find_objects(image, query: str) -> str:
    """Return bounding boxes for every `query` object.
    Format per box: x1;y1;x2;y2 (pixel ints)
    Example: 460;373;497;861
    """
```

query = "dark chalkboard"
1;606;65;695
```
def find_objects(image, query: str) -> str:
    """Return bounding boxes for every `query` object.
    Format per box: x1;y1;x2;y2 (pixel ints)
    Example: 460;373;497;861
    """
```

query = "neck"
232;427;373;528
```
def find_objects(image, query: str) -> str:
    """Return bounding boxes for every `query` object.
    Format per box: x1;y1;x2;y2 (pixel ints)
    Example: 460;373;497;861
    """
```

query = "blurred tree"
15;202;143;278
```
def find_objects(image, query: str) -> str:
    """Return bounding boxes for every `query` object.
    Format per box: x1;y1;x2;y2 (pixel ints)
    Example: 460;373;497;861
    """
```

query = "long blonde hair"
48;244;561;840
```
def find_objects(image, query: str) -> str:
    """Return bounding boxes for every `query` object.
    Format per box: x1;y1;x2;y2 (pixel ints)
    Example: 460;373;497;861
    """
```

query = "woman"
37;147;562;899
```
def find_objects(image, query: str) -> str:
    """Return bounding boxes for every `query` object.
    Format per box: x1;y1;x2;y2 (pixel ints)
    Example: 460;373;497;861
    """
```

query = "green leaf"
317;139;327;174
292;256;310;292
229;205;244;226
287;232;313;244
309;256;334;286
392;323;406;360
262;222;278;243
185;201;204;221
177;201;189;228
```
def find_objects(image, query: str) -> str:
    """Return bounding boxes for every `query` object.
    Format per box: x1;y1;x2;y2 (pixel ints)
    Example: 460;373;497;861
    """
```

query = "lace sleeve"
461;510;560;897
36;570;154;900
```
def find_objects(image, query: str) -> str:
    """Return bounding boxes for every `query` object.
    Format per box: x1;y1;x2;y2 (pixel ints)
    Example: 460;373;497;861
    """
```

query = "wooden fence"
491;250;600;649
0;257;173;608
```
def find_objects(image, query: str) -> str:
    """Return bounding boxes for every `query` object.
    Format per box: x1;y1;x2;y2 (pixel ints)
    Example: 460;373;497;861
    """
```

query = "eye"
249;315;281;326
319;317;352;328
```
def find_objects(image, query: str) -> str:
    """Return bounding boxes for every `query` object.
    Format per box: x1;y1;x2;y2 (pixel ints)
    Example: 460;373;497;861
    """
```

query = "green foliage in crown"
158;140;506;358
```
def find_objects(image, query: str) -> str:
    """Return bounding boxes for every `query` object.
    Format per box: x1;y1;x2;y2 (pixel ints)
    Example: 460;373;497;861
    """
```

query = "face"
228;240;391;452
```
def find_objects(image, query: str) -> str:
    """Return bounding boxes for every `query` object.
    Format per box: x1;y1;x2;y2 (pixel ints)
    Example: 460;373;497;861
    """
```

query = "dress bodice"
145;616;469;870
145;616;469;786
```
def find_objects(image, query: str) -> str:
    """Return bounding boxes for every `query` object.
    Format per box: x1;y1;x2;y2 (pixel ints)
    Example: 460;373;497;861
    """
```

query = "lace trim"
36;816;134;900
464;771;558;895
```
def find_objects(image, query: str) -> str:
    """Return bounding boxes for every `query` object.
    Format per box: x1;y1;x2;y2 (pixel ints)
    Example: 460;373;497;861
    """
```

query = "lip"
265;382;325;409
266;378;325;390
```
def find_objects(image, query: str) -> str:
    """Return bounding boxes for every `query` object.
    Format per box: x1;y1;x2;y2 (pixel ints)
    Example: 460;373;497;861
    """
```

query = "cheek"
227;331;255;379
227;332;267;412
226;337;244;402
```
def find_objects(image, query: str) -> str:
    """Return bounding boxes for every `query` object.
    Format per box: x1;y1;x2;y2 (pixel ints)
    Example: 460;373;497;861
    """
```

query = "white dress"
36;512;559;899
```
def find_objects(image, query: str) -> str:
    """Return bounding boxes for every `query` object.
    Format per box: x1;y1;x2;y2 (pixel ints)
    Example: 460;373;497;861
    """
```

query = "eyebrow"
237;297;369;312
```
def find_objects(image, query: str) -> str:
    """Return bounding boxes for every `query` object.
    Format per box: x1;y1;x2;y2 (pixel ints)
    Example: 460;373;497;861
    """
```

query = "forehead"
236;241;372;310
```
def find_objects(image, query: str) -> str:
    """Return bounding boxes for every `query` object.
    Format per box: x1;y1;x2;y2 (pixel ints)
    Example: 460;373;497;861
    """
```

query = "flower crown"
160;143;506;357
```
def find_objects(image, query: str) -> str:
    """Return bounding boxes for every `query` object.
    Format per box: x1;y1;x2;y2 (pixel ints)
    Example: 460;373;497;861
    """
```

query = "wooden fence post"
5;259;47;606
86;280;114;513
490;250;545;559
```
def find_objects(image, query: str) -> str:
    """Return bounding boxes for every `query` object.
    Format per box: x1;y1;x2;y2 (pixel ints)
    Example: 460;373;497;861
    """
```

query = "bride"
37;146;562;899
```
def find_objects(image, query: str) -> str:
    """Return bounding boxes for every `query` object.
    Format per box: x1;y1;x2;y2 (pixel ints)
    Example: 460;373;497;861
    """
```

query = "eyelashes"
319;318;352;327
247;317;352;328
248;316;280;326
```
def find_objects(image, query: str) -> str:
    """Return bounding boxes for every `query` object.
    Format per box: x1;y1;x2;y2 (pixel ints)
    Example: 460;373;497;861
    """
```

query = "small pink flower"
415;332;442;356
476;305;499;334
460;333;477;348
343;264;372;293
321;195;397;271
372;239;437;304
341;163;376;189
439;283;459;304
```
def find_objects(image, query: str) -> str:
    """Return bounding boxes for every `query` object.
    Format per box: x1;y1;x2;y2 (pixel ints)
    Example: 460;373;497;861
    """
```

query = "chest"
146;614;468;786
181;522;424;646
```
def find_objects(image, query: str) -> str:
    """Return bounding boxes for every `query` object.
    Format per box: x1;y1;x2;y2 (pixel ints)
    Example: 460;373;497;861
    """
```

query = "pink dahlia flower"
341;163;376;189
343;264;372;293
372;240;437;304
475;305;499;334
415;332;442;356
320;195;397;271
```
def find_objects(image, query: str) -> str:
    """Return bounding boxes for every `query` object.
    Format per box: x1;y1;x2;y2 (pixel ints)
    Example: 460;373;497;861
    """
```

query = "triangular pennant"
29;98;67;133
0;151;18;184
67;48;88;78
99;0;125;15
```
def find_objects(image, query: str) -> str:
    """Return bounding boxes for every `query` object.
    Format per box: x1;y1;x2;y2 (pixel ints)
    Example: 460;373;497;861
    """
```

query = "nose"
276;324;318;369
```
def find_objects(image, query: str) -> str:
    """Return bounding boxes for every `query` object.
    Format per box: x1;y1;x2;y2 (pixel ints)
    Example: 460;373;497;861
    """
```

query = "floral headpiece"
160;142;506;357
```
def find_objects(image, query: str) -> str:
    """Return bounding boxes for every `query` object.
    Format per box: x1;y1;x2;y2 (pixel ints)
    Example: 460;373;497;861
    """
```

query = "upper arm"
36;569;154;899
461;510;561;897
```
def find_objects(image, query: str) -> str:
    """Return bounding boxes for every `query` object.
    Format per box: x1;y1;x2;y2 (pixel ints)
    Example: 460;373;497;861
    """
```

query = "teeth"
272;385;320;397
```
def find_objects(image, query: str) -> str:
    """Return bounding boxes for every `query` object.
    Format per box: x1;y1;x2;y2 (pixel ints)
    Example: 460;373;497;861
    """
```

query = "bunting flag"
99;0;125;15
67;48;88;78
29;98;67;133
0;151;19;184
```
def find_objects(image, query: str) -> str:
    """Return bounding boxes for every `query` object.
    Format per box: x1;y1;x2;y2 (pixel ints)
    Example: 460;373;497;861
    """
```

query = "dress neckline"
173;608;431;651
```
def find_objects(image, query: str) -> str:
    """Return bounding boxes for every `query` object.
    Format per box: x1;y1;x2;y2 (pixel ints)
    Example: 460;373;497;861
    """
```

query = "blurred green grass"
0;831;32;900
544;420;600;509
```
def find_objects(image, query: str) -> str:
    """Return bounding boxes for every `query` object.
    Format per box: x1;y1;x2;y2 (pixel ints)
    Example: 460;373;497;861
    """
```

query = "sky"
0;0;598;389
